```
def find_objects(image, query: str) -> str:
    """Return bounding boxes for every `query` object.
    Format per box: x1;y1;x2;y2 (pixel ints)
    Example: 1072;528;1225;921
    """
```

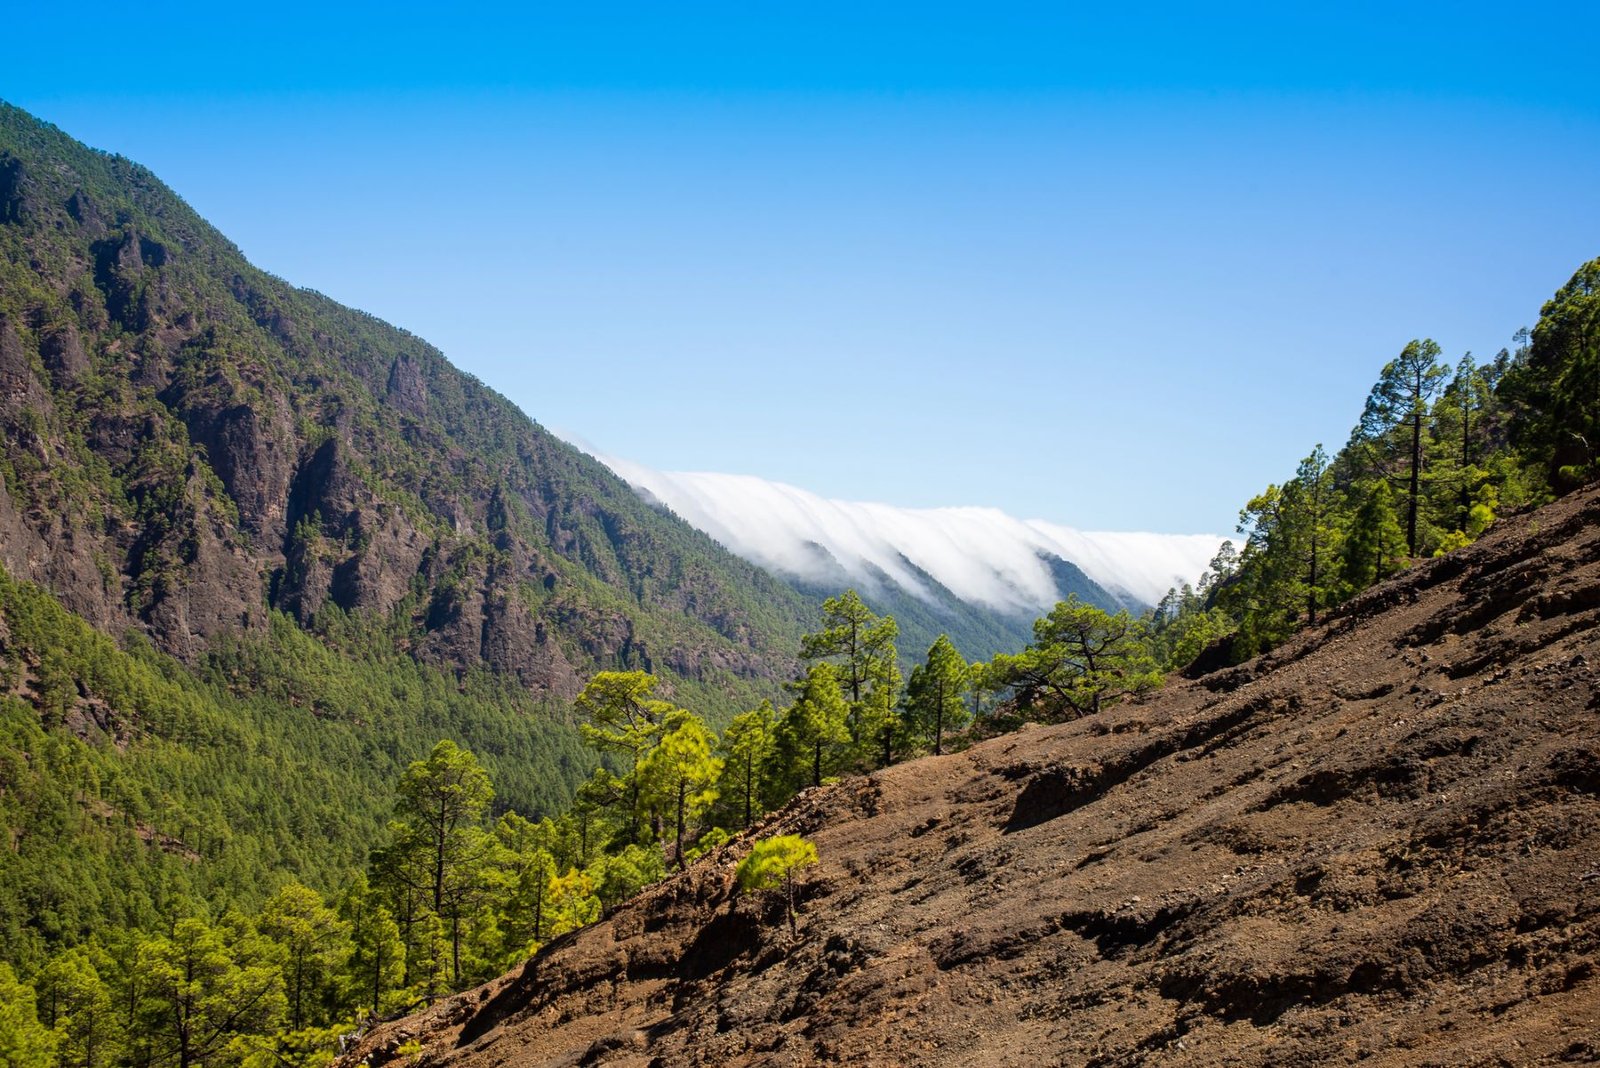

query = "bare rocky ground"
342;485;1600;1067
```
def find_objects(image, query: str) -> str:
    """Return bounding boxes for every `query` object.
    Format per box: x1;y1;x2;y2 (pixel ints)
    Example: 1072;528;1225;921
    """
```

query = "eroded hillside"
342;483;1600;1066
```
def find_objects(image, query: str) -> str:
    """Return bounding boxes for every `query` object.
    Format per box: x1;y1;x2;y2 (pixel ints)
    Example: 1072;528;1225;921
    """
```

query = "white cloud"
592;450;1224;613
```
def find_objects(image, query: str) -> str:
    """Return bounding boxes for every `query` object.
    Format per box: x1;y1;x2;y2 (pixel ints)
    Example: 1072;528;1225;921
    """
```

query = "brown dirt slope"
344;486;1600;1067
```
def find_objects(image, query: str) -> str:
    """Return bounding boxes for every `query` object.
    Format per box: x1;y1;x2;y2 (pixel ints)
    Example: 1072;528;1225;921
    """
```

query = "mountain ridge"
0;99;812;706
0;98;830;958
591;451;1223;658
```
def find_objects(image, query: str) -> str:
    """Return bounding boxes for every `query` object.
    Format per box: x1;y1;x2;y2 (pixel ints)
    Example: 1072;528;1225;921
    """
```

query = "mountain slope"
342;484;1600;1066
0;100;835;965
0;100;809;705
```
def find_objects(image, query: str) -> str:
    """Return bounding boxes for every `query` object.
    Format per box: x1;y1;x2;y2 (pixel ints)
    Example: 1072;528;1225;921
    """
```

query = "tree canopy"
986;598;1162;720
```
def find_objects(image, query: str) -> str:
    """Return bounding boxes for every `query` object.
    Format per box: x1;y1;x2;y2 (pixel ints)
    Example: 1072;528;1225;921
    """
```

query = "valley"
1;89;1598;1068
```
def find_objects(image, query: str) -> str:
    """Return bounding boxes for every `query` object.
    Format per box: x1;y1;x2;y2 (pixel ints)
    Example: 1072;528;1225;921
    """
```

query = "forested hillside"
2;89;1597;1068
0;101;809;698
0;99;1128;1057
0;101;821;989
1148;258;1599;667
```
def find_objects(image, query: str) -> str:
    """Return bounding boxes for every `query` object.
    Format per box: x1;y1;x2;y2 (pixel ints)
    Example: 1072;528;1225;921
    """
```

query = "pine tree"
131;916;285;1068
1501;257;1600;489
574;672;672;843
1219;447;1343;656
334;876;404;1019
986;598;1162;720
771;664;851;790
1220;482;1296;657
36;946;121;1068
501;851;556;957
968;660;998;726
734;836;819;936
387;741;493;991
583;845;664;910
366;833;430;994
638;711;722;869
903;635;970;756
258;883;349;1033
392;742;492;919
544;870;601;940
800;591;900;760
0;961;59;1068
1350;339;1449;556
718;702;775;829
1289;445;1341;624
1340;481;1407;592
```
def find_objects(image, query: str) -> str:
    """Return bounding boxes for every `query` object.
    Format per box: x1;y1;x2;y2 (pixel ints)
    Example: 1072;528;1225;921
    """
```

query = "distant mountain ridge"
589;453;1224;656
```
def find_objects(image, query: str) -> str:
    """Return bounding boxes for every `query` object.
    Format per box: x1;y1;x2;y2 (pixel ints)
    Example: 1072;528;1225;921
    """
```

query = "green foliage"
1147;584;1231;672
799;591;900;766
902;635;970;756
333;876;404;1018
1339;481;1408;591
1350;338;1449;557
966;660;1001;727
489;825;556;961
769;665;851;791
130;915;285;1068
716;703;775;828
384;742;495;990
0;961;58;1068
574;671;673;844
393;742;493;915
543;869;601;939
734;835;819;933
257;885;347;1034
638;712;722;869
35;946;120;1068
734;835;819;895
986;598;1162;720
682;827;730;866
583;845;663;911
1216;446;1343;658
1503;257;1600;489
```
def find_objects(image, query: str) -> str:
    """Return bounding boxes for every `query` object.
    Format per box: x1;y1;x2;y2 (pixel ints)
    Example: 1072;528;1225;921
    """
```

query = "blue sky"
6;3;1599;534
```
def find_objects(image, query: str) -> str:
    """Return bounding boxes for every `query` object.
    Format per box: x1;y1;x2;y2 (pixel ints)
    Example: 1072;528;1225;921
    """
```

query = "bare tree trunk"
451;913;461;987
743;755;754;828
675;779;687;870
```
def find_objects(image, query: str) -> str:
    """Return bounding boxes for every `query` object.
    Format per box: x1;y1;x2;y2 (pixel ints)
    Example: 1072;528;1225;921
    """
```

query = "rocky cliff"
0;101;808;701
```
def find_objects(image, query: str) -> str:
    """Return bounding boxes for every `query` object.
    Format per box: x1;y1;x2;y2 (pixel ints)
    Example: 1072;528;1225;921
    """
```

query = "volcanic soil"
342;485;1600;1067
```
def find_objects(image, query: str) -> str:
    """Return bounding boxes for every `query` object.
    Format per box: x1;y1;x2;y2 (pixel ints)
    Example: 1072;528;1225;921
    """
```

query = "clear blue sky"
6;3;1598;534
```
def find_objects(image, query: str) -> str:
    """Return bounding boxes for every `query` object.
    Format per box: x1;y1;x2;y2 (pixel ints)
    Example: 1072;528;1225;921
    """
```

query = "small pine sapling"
735;834;819;935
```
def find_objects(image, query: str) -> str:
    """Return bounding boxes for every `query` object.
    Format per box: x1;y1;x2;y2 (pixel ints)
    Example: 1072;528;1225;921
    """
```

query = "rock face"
0;101;807;700
343;485;1600;1067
